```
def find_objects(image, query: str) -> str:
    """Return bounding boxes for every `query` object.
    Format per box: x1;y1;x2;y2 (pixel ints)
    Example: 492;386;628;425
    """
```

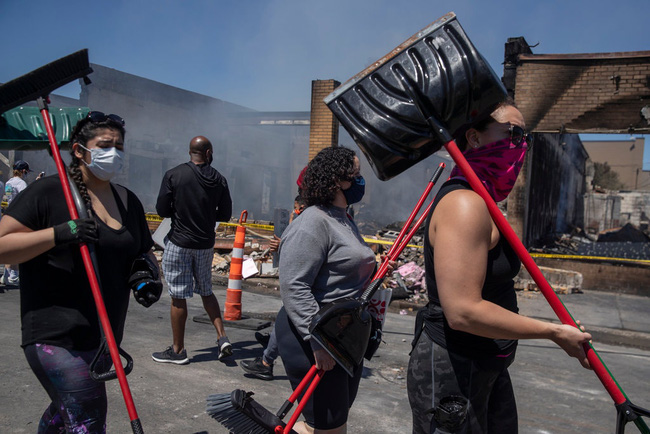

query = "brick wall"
513;53;650;134
308;80;341;160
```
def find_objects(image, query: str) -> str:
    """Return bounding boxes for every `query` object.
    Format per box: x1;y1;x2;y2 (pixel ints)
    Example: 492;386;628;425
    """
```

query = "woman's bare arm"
432;190;591;368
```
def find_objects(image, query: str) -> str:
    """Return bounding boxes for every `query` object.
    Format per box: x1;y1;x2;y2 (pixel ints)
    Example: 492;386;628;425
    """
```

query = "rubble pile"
531;224;650;261
204;220;431;304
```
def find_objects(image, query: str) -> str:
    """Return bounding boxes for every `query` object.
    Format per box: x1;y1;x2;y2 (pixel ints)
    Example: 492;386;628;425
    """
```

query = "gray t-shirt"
278;205;376;346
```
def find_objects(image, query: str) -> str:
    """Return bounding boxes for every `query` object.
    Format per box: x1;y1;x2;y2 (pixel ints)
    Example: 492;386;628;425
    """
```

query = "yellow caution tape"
145;214;274;231
224;221;275;231
144;213;421;247
145;213;163;222
530;252;650;265
363;237;423;249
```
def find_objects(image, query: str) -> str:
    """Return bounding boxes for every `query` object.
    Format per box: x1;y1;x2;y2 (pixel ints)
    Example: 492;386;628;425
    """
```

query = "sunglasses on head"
509;125;531;147
87;111;125;126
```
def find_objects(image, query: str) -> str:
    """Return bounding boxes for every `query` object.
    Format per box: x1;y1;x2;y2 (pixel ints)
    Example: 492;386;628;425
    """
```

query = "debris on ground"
530;225;650;261
205;220;432;304
514;266;583;294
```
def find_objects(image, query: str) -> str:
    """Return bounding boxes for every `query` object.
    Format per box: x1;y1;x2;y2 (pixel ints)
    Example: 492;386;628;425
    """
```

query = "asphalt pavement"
1;275;650;433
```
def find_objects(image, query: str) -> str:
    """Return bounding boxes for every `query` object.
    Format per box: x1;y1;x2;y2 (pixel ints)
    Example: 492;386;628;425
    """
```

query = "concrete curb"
215;274;650;351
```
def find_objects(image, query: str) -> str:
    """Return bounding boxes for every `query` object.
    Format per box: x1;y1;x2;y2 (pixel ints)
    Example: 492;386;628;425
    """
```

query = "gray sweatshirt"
278;205;376;347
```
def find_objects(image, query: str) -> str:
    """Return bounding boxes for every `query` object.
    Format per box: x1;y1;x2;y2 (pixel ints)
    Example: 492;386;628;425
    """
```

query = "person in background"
407;100;592;433
239;189;307;380
289;194;307;223
276;146;392;434
3;160;33;285
0;112;158;432
152;135;233;365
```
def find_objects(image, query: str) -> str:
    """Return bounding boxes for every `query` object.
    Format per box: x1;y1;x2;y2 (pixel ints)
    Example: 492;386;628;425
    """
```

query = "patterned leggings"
24;343;108;433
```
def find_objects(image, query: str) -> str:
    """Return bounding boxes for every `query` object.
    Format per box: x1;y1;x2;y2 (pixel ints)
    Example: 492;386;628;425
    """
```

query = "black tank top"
423;179;520;357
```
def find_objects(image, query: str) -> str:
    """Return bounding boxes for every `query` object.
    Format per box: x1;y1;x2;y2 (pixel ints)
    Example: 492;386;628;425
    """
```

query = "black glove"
132;280;163;308
128;254;162;308
53;218;98;245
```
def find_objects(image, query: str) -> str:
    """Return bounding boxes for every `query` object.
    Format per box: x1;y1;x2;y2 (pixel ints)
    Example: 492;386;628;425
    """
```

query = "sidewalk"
223;274;650;351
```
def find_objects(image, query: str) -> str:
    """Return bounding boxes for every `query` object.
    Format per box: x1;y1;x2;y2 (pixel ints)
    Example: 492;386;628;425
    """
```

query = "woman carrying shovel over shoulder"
407;100;592;433
0;112;157;433
277;146;394;434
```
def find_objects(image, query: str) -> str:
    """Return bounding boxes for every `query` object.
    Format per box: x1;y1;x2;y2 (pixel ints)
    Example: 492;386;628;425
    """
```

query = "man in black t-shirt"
152;136;233;365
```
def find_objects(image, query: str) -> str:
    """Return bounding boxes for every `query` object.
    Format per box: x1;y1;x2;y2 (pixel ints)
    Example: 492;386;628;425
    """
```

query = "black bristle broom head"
207;389;294;434
0;49;93;114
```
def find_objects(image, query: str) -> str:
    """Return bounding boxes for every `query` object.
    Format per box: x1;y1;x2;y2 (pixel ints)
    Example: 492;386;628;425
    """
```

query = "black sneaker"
255;331;270;348
240;356;274;381
151;346;189;365
217;337;233;360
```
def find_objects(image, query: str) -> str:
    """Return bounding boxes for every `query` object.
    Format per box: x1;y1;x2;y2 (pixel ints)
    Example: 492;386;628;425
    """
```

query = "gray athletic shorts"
407;331;518;433
162;240;214;299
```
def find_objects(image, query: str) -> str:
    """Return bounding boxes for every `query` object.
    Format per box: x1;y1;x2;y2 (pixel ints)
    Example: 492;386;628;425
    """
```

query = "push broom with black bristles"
0;50;145;434
207;365;323;434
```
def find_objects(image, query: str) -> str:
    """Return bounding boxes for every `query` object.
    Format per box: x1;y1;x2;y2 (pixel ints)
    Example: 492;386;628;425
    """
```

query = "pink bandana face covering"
449;138;528;202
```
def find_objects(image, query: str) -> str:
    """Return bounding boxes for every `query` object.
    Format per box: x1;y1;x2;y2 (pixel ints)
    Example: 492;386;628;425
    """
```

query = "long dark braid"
68;115;126;213
68;155;93;212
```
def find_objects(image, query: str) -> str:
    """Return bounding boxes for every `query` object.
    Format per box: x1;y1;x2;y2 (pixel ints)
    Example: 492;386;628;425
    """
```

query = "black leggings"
24;343;108;433
276;307;363;430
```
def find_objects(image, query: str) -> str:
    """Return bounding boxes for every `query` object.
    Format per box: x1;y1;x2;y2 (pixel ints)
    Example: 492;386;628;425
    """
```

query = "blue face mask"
343;175;365;205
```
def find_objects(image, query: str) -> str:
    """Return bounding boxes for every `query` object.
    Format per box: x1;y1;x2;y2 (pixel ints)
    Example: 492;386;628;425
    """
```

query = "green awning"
0;106;89;150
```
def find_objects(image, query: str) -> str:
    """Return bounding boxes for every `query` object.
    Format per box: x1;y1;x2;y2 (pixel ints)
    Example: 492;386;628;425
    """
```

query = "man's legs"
201;294;227;339
152;241;192;365
171;298;188;353
194;247;232;360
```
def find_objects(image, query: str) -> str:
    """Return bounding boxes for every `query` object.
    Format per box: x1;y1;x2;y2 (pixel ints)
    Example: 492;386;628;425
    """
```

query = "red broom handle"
375;163;445;279
386;163;445;260
444;139;627;406
39;104;143;429
283;368;325;434
285;365;321;404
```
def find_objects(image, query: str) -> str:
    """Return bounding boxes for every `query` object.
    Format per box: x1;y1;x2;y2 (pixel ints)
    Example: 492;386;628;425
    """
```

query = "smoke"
16;65;455;231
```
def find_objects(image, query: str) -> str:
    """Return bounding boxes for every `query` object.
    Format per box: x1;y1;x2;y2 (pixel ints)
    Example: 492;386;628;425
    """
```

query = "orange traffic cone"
224;211;247;321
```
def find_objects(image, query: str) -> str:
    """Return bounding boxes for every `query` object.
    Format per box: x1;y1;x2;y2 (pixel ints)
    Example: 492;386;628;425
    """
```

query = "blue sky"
1;0;648;166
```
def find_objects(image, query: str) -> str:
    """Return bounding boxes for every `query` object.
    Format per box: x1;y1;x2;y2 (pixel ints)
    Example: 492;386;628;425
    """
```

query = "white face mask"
79;145;124;181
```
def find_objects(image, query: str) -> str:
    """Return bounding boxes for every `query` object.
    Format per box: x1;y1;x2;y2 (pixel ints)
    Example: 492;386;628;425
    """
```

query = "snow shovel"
324;12;649;433
0;50;145;433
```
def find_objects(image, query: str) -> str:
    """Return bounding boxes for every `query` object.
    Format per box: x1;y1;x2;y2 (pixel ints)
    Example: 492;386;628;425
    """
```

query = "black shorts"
276;307;363;430
407;332;518;433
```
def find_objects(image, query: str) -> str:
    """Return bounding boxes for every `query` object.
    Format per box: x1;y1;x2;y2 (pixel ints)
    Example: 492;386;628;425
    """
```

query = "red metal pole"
375;162;445;279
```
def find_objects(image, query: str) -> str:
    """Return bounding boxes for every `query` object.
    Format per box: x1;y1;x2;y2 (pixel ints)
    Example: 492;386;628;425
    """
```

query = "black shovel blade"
324;12;506;180
309;298;372;377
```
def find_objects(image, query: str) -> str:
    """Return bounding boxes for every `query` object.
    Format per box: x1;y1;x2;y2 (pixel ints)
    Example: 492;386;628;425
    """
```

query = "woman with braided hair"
0;112;157;433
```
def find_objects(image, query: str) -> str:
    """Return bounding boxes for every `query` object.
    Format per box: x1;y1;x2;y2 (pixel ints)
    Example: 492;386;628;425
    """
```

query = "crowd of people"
0;98;594;433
